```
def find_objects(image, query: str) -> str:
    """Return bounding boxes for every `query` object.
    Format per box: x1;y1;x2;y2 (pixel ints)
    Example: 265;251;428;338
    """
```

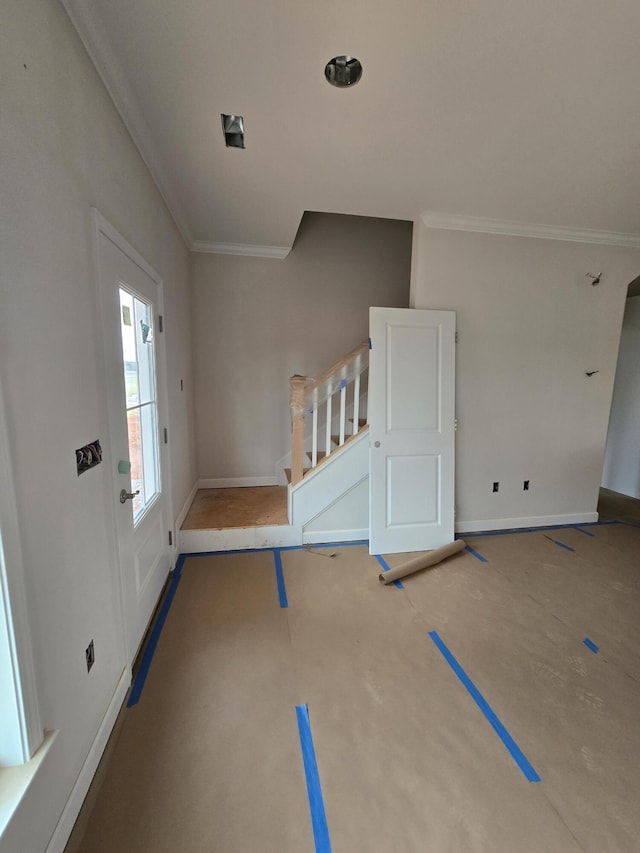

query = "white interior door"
369;307;456;555
95;213;171;665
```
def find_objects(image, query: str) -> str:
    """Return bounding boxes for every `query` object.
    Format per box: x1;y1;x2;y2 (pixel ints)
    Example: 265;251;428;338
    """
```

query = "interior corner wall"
601;296;640;498
1;1;196;850
410;224;640;529
191;212;412;479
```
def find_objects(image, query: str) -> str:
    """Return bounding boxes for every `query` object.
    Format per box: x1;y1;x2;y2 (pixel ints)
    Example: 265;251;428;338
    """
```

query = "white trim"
289;432;369;495
93;211;164;283
455;512;599;534
45;669;130;853
301;476;368;530
191;241;291;259
92;209;175;663
61;2;193;248
302;529;369;545
290;434;369;528
198;477;278;489
175;481;199;532
0;380;42;766
0;731;57;841
179;524;302;553
422;212;640;249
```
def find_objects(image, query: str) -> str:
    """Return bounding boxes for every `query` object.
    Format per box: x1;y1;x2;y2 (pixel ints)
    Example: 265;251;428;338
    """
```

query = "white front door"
369;307;456;555
95;213;171;665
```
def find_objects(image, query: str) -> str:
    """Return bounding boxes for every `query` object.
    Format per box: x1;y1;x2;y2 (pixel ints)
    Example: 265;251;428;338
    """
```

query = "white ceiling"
63;0;640;252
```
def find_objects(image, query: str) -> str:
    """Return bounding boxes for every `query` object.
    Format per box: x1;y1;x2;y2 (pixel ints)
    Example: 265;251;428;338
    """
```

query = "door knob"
374;441;381;448
120;489;140;504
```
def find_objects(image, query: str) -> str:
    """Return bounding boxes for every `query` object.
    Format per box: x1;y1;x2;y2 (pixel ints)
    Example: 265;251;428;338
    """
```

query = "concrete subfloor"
181;486;288;529
71;508;640;852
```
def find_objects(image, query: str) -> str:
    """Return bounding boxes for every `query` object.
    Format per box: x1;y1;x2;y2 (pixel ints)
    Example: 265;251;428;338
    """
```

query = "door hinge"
454;419;458;431
368;337;372;349
168;531;173;547
158;315;164;333
455;331;459;343
163;427;168;444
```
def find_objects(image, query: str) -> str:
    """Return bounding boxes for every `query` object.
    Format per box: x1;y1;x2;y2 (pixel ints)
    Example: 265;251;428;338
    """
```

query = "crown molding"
61;0;194;248
422;212;640;249
191;241;291;259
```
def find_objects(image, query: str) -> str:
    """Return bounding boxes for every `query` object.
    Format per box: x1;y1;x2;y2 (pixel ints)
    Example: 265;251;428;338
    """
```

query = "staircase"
288;340;369;484
179;341;371;552
285;341;370;542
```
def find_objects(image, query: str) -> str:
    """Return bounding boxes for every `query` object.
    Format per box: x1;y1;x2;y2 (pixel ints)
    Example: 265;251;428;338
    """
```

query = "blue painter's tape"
375;554;404;589
280;540;369;553
338;379;348;390
551;539;575;552
456;520;619;539
465;544;488;563
273;549;288;608
428;630;541;782
185;540;370;558
573;526;595;537
128;555;185;707
295;705;332;853
583;637;599;654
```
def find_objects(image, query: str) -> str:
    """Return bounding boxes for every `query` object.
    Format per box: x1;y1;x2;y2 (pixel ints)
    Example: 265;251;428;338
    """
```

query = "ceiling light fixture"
324;56;362;88
221;114;245;148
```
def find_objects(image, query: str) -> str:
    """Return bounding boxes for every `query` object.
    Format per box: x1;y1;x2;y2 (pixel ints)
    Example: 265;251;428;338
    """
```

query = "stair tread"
306;450;328;462
284;466;310;484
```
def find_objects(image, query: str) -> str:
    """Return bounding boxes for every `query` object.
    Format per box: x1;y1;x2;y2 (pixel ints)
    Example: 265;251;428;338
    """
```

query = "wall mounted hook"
585;370;599;377
586;272;602;285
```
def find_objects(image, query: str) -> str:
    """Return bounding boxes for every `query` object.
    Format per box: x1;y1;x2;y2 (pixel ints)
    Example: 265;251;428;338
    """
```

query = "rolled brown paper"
379;539;466;585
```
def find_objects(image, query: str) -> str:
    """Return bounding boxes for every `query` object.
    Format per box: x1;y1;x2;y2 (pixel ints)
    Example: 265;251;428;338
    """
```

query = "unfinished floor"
181;486;289;529
70;505;640;852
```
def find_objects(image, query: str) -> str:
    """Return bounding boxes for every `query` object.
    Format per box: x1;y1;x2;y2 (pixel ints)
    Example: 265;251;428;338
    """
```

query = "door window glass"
119;288;160;523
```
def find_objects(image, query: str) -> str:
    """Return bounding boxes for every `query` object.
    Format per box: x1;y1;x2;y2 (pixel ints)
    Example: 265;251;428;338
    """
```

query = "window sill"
0;730;57;840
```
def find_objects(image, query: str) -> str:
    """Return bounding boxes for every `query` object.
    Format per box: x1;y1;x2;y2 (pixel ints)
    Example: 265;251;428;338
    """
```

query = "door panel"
386;454;440;526
369;307;455;555
95;215;171;665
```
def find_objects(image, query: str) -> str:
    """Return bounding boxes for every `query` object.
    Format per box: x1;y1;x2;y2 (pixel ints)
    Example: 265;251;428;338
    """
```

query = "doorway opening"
599;275;640;524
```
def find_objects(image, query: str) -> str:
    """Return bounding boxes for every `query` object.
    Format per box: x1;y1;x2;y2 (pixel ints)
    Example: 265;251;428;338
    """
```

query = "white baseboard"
198;477;278;489
175;480;199;531
302;528;369;545
46;668;130;853
455;512;599;534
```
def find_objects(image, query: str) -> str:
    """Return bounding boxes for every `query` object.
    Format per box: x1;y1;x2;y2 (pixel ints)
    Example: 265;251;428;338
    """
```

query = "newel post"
289;375;307;486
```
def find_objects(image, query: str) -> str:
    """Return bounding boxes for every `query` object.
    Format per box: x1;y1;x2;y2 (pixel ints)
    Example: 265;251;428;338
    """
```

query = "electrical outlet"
492;482;499;493
524;480;530;491
86;640;95;673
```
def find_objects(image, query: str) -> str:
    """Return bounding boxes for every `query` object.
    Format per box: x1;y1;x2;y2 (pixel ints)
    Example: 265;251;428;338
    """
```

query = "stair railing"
289;341;369;486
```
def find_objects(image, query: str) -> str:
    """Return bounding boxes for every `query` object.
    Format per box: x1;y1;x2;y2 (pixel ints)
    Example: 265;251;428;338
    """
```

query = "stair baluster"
288;341;369;486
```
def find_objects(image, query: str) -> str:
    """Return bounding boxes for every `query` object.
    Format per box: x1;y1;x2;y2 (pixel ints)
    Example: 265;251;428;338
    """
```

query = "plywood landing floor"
71;520;640;853
181;486;288;529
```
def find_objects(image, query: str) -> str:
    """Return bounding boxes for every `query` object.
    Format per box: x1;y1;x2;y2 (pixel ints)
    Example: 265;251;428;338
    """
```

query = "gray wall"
191;212;412;479
411;223;640;528
602;296;640;498
1;1;196;848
